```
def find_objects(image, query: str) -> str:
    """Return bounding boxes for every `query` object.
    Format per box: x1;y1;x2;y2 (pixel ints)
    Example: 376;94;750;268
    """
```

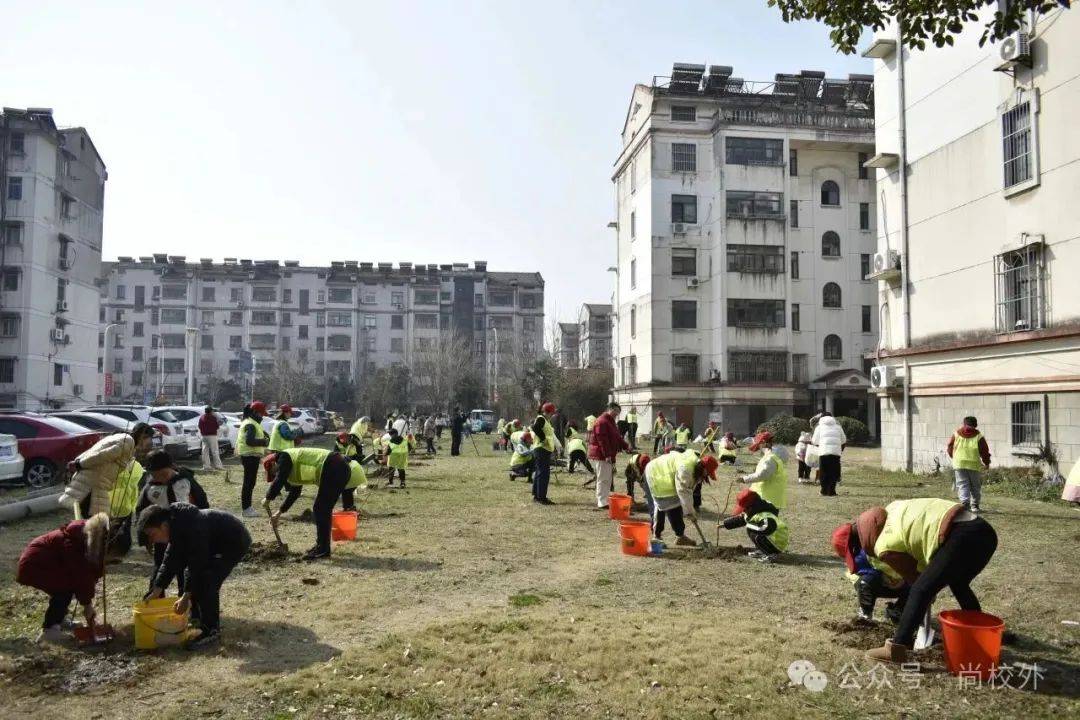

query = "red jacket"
16;520;102;605
588;412;629;461
198;412;220;437
946;424;991;467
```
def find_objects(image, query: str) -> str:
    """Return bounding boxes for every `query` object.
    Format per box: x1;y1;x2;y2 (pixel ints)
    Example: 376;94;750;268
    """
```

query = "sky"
1;0;870;326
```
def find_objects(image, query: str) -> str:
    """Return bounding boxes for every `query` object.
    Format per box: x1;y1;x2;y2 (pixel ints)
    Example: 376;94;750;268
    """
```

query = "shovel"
914;607;935;650
689;516;711;549
263;501;289;552
74;565;115;647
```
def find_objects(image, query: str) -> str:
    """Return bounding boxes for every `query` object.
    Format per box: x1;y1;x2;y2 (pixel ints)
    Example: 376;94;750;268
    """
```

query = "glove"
721;514;747;530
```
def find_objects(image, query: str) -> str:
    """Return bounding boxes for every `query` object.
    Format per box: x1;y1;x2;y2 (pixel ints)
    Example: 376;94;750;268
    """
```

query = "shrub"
755;413;811;445
982;466;1062;502
835;416;870;446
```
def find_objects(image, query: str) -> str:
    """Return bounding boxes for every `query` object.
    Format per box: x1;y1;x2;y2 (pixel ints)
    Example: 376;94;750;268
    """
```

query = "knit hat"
832;523;858;573
542;402;556;414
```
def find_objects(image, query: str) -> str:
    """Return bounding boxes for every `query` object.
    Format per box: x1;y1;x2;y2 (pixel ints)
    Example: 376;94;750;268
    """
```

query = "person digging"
737;431;788;516
262;448;366;561
720;488;789;563
645;450;718;548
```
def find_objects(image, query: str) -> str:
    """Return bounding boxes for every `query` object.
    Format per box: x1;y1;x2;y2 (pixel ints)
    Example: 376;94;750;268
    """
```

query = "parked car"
0;415;105;488
81;405;188;458
286;408;321;436
468;409;495;434
48;411;165;451
220;412;302;442
0;433;25;483
155;406;234;455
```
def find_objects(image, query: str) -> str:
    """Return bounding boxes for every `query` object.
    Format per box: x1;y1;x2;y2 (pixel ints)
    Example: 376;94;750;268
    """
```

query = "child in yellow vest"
383;429;409;488
945;416;991;514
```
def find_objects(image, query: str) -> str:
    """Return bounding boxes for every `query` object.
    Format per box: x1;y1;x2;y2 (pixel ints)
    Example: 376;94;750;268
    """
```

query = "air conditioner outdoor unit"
999;31;1031;67
51;328;65;342
686;277;699;289
672;223;687;235
56;301;69;313
873;250;899;273
870;364;900;389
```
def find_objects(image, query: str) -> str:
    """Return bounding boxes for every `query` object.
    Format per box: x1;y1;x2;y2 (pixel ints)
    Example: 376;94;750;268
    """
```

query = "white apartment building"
578;303;613;369
98;257;544;405
865;6;1080;471
555;322;580;368
0;108;106;410
611;64;878;435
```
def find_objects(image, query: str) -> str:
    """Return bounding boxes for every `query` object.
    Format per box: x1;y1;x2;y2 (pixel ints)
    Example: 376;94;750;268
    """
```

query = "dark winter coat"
16;520;103;605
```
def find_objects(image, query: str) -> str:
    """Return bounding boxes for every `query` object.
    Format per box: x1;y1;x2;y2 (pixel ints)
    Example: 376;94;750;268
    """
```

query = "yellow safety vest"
675;428;691;445
535;415;555;452
387;439;409;470
509;430;532;467
346;459;367;489
585;415;597;432
750;451;787;509
566;437;586;455
952;432;984;472
280;447;332;485
268;420;295;451
236;418;267;457
626;412;637;424
748;511;789;552
874;498;960;570
108;460;143;518
648;450;697;500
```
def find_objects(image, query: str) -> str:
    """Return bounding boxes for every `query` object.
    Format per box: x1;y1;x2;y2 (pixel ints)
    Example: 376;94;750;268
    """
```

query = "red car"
0;414;105;489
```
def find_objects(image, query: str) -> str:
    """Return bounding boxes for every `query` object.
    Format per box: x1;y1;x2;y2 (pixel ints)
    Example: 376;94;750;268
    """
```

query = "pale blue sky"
1;0;869;325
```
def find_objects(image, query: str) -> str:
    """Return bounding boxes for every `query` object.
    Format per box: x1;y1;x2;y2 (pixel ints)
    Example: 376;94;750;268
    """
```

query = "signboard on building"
103;372;113;397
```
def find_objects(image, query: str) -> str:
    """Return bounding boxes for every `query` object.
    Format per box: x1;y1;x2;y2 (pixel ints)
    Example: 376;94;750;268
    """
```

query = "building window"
488;290;513;306
630;158;637;194
520;294;540;309
671;194;697;224
671;247;697;276
364;314;377;329
861;254;871;279
415;289;437;305
415;314;438;330
298;325;309;339
133;321;143;337
202;287;215;302
53;363;65;386
822;231;841;257
328;335;351;351
862;305;873;333
630;211;636;241
792;354;809;383
2;223;21;246
859;203;870;230
2;269;18;291
725;137;784;165
132;370;144;386
823;334;843;361
327;311;351;327
630;258;636;289
726;190;783;218
0;357;14;383
229;335;242;350
858;152;869;180
1010;400;1041;446
132;346;143;361
622;355;637;385
994;244;1045;332
61;195;76;220
390;337;403;353
283;289;292;303
727;299;785;328
1002;97;1036;191
790;200;799;228
228;287;241;302
672;354;699;383
791;304;800;331
315;312;326;328
729;351;787;383
200;334;214;349
790;251;799;280
820;180;840;206
390;314;403;330
162;308;186;324
114;285;126;301
823;282;842;308
727;244;784;274
671;300;697;329
789;148;798;176
523;316;537;332
6;177;22;201
630;306;636;337
329;288;353;304
671;105;696;122
0;314;18;338
9;133;24;154
672;143;696;172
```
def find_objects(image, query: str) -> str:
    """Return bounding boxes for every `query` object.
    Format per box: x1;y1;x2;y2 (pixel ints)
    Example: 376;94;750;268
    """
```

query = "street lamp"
103;323;120;400
185;326;198;405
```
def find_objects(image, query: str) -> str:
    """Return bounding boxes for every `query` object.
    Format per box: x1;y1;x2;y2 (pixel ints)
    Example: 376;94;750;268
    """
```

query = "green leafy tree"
768;0;1070;53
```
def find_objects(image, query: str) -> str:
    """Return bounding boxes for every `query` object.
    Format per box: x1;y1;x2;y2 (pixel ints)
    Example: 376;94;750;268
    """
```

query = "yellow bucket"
133;597;192;650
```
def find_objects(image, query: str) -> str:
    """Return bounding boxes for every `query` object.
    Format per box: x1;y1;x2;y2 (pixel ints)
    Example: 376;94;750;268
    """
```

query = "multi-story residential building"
97;257;544;405
864;7;1080;471
0;108;106;410
578;303;613;369
611;64;878;435
555;322;580;368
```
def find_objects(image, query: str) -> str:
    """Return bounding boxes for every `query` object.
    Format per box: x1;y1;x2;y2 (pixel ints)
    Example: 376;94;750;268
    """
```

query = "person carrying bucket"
623;453;654;515
381;428;409;488
645;450;718;547
831;523;909;623
262;448;366;561
737;432;788;514
721;488;789;563
837;497;998;664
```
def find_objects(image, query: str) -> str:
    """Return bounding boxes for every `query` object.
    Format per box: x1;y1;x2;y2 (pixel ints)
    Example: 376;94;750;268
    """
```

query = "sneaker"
186;628;220;649
746;549;766;559
241;506;260;518
757;553;778;564
675;535;697;547
37;625;67;645
970;506;981;515
537;498;555;506
302;546;331;561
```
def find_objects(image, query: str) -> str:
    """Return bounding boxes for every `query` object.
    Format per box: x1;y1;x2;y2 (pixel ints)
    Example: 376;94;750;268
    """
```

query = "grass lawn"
1;437;1078;719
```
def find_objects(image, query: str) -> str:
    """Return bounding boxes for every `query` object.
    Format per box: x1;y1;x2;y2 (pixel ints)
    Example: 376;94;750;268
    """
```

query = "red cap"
336;432;349;444
832;523;857;573
262;452;279;480
521;432;533;443
731;488;758;517
699;454;719;480
542;402;556;414
512;419;521;428
708;421;717;429
250;401;267;416
636;454;651;471
279;404;293;415
749;431;774;452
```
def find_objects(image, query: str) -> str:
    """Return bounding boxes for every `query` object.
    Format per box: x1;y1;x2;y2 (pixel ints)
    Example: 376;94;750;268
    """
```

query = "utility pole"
185;326;197;405
103;323;119;400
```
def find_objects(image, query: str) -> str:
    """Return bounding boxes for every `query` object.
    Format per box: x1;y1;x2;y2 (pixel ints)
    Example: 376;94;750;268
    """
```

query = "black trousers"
387;467;406;485
189;542;249;633
450;432;462;456
653;506;685;538
240;455;262;509
425;436;436;454
151;542;186;596
568;450;594;474
748;529;781;555
510;459;534;480
856;575;908;618
533;448;552;500
652;436;663;454
628;423;637;449
44;591;75;628
314;456;352;552
819;455;841;496
340;488;356;511
797;460;811;479
893;517;998;647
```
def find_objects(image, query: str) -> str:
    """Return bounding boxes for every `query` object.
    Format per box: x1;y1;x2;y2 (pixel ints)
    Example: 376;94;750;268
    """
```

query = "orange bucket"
608;493;632;520
939;609;1004;680
331;510;358;541
618;520;651;557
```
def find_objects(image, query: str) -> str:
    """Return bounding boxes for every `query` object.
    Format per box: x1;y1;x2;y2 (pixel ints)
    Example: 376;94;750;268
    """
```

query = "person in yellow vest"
652;412;671;455
565;427;594;476
945;416;991;514
831;522;909;623
700;421;718;455
717;431;738;465
623;453;653;513
338;415;370;459
236;402;269;518
737;431;788;514
721;488;790;562
382;428;409;488
530;402;561;505
509;430;535;482
268;404;298;453
645;449;718;547
674;423;692;451
105;455;145;558
262;447;367;561
625;407;638;450
845;498;999;664
1062;457;1080;506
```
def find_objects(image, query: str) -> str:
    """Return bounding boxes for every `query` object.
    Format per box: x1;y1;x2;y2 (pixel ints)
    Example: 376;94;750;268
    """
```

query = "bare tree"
409;328;480;413
252;353;322;406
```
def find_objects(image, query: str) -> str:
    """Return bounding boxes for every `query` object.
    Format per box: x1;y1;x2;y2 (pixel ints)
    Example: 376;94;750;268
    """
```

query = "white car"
82;405;188;458
155;406;234;455
0;433;25;483
220;412;301;442
286;408;321;436
48;411;165;451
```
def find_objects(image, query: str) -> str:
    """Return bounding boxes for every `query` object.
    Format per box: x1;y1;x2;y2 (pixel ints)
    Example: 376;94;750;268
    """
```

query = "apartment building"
611;64;878;435
97;257;544;404
0;108;106;410
555;322;580;368
578;303;613;370
865;6;1080;471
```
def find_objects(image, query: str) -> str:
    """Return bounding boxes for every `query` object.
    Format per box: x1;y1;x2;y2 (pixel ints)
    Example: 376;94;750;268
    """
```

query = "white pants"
594;459;614;507
201;436;223;469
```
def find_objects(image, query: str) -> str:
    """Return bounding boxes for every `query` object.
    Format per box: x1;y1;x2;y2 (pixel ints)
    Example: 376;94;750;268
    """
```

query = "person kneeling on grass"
645;450;718;548
847;497;998;664
721;488;789;563
832;522;908;623
138;503;251;648
16;513;109;644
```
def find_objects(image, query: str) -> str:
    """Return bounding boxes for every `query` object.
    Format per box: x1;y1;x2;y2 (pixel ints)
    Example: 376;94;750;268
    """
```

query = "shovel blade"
913;609;935;650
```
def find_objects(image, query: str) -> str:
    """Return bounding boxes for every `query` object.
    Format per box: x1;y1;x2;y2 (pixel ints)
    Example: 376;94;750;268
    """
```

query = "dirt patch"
701;544;751;560
1;650;147;695
244;541;293;563
821;618;893;648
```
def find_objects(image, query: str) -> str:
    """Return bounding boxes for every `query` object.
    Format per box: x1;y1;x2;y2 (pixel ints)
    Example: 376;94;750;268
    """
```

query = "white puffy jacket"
811;416;847;457
58;433;135;517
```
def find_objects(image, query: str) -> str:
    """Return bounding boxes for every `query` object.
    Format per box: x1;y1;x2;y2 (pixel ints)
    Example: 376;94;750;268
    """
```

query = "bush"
982;466;1062;502
835;416;870;446
756;413;811;445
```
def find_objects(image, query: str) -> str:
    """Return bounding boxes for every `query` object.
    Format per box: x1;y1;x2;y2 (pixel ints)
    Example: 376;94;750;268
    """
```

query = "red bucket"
939;609;1004;680
331;511;358;541
608;493;632;520
618;521;651;557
